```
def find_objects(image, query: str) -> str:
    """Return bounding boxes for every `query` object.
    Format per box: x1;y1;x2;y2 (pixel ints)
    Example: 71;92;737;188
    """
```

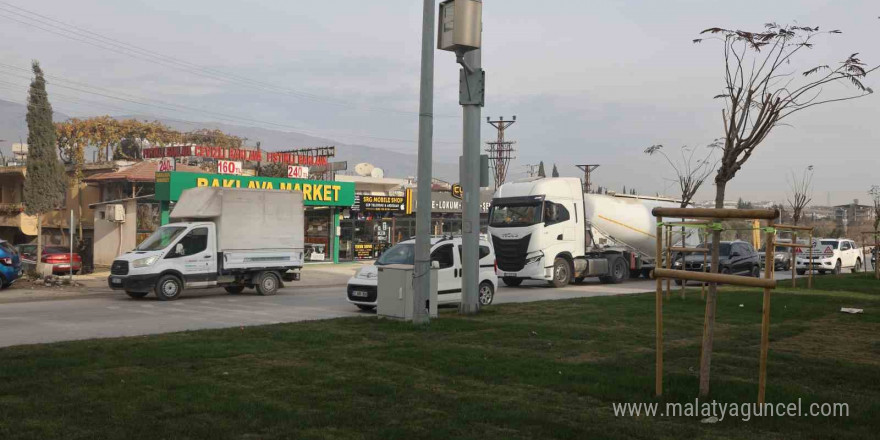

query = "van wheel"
154;275;183;301
256;272;280;296
502;277;523;287
550;258;571;288
478;281;494;306
125;291;149;299
600;257;628;284
225;286;245;294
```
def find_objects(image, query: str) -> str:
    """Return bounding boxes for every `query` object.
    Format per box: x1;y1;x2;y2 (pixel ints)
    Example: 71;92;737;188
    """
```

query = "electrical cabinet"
377;264;438;320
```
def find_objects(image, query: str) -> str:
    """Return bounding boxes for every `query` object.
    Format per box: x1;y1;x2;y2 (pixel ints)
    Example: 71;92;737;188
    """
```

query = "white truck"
108;187;305;300
795;238;863;275
488;177;683;287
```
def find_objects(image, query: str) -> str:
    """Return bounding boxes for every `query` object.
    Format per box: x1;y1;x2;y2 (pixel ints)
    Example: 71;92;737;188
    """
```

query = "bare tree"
785;166;814;285
694;23;876;397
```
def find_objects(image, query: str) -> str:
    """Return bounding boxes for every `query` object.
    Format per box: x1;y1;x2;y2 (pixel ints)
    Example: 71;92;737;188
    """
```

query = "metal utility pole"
459;48;482;314
485;116;516;189
413;0;436;325
575;164;600;193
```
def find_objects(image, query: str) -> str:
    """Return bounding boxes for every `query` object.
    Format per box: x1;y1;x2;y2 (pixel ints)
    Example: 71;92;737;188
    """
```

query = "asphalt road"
0;278;656;348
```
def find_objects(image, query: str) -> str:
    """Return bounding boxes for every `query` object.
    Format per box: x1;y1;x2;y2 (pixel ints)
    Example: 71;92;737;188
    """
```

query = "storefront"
154;171;355;263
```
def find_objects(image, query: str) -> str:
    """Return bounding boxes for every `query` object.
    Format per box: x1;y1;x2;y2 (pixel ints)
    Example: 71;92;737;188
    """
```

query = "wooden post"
808;230;813;289
758;229;776;404
655;216;663;396
875;232;879;280
791;231;797;288
665;226;671;300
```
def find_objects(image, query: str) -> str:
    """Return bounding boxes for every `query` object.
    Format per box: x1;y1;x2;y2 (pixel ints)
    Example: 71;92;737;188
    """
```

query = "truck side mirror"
431;261;440;269
175;243;184;256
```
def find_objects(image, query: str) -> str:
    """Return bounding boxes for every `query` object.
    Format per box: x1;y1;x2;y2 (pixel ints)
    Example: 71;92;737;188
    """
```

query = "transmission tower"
575;164;600;193
485;116;517;189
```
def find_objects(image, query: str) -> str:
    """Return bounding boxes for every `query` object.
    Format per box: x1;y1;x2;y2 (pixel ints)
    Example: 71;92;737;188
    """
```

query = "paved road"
0;278;656;348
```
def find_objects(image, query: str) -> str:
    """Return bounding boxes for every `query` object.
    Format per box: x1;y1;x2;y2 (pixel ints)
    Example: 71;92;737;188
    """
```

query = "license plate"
504;272;517;277
112;277;122;284
351;290;369;298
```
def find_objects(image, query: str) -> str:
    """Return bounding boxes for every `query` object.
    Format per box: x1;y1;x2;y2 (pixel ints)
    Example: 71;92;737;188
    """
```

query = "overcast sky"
0;0;877;204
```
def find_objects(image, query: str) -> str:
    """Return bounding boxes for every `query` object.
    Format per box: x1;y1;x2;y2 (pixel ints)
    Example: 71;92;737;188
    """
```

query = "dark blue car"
0;239;22;289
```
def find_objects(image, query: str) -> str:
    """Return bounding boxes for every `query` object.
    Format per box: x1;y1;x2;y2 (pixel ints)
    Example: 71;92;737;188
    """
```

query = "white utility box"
377;264;437;320
437;0;482;52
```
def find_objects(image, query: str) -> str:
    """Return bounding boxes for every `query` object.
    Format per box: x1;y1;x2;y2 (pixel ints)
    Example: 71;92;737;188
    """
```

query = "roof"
83;161;203;183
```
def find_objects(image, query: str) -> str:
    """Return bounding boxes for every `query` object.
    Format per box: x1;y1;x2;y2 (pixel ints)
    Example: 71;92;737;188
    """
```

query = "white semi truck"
488;177;683;287
108;187;305;300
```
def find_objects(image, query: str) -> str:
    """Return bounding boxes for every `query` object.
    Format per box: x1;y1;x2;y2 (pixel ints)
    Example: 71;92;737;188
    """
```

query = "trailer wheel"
600;257;628;284
225;286;245;294
502;277;523;287
255;271;280;296
550;258;572;288
154;275;183;301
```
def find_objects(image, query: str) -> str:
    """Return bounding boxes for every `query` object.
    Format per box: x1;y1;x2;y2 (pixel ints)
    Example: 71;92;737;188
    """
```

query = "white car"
346;236;498;311
795;238;862;275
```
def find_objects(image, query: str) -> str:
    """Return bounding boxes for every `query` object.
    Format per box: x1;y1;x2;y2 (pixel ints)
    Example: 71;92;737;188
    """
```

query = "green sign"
155;172;355;207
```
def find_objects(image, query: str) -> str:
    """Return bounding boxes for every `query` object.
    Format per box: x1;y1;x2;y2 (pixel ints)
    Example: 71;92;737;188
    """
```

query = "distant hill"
0;98;457;180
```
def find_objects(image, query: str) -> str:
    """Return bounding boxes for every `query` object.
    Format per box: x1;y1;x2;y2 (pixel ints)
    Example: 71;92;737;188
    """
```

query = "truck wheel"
601;256;628;284
225;286;245;294
833;260;841;275
154;275;183;301
256;272;280;296
478;281;495;306
125;291;148;299
852;259;861;273
502;277;523;287
573;277;585;284
550;258;572;288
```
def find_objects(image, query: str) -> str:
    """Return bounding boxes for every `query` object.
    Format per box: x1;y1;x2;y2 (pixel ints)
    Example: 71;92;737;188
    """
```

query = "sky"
0;0;877;205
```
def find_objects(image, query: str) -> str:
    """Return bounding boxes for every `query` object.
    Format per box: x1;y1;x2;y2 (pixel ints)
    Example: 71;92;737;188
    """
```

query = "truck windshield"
489;203;543;227
376;243;415;266
136;226;187;251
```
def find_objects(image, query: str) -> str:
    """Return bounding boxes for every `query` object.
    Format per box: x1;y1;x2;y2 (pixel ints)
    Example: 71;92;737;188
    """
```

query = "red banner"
142;146;333;165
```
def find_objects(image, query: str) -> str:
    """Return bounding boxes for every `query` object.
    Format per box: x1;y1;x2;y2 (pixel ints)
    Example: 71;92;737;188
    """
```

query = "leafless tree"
787;166;814;226
694;23;876;397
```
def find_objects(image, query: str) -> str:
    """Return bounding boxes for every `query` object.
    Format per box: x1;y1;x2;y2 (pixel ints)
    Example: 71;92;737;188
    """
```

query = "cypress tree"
551;164;559;178
24;61;67;269
537;161;545;178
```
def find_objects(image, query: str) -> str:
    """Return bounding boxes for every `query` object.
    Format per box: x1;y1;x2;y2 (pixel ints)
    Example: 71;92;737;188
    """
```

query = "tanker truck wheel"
550;258;572;288
599;257;629;284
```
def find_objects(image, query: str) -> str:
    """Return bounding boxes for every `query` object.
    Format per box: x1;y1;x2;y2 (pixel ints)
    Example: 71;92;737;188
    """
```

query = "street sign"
288;165;309;179
217;160;242;175
158;157;175;172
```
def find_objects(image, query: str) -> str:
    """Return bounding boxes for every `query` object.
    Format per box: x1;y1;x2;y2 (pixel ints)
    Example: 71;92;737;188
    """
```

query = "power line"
485;116;516;189
0;1;457;119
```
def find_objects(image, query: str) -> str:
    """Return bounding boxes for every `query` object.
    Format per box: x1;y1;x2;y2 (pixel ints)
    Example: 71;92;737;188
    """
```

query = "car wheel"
852;259;861;273
0;274;8;289
256;271;280;296
600;256;628;284
833;260;841;275
225;286;246;294
751;265;761;278
502;277;523;287
818;270;826;275
356;304;376;311
796;269;806;275
154;275;183;301
783;261;791;271
478;281;494;306
550;258;572;288
125;290;149;299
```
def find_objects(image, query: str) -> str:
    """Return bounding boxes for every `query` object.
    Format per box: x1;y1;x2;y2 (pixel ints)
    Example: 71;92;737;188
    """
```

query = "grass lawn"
1;275;878;439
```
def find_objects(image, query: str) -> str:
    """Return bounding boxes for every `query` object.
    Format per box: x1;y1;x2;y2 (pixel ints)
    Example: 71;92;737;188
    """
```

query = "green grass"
1;275;879;440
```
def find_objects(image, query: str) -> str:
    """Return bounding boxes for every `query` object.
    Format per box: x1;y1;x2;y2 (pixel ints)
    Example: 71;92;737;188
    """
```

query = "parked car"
16;244;82;275
346;236;498;311
0;240;23;289
673;240;761;284
795;238;861;275
759;240;805;271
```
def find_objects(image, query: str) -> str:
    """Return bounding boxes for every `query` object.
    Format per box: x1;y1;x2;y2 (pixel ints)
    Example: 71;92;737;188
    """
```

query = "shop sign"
155;171;355;207
143;145;334;165
354;243;374;259
288;165;309;179
411;189;493;214
217;160;242;175
158;157;175;172
352;189;413;214
451;184;463;199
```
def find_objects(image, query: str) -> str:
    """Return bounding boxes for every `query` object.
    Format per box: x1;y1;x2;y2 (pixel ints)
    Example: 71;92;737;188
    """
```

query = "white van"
346;236;498;311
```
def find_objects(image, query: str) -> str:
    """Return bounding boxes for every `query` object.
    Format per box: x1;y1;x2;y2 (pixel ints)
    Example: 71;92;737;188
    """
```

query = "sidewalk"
0;261;372;303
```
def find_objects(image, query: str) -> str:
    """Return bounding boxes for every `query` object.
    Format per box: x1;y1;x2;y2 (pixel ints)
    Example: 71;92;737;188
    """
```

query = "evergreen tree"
537;161;546;178
24;61;67;269
551;164;559;178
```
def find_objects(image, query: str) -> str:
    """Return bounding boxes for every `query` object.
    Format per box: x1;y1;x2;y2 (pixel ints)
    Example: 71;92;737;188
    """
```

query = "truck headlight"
525;251;544;265
132;256;158;268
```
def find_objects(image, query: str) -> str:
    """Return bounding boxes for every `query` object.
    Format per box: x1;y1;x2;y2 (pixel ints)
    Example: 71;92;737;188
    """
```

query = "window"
544;203;570;226
138;226;187;251
431;244;454;269
458;245;492;261
376;243;415;266
489;202;542;227
169;227;208;258
841;241;851;251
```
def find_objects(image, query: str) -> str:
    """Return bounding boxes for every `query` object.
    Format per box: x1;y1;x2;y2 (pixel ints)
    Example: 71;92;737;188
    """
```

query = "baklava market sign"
155;172;355;207
143;145;334;166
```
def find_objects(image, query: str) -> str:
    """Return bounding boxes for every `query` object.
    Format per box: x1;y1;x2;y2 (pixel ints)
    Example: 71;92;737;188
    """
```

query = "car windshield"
489;203;543;227
376;243;415;266
699;242;732;256
136;226;188;251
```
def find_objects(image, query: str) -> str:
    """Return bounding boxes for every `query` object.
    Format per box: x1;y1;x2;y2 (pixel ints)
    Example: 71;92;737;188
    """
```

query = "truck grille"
492;234;532;272
110;260;129;275
347;285;377;302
